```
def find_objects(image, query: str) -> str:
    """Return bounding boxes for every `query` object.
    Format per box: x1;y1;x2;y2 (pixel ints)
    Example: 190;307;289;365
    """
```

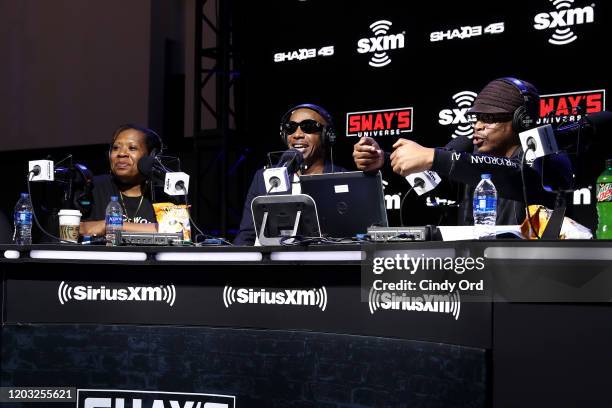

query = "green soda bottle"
596;159;612;239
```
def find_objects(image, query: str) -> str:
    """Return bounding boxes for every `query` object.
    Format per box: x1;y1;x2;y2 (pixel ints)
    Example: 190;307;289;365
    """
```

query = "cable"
26;171;74;244
520;149;541;239
180;184;232;246
399;185;416;227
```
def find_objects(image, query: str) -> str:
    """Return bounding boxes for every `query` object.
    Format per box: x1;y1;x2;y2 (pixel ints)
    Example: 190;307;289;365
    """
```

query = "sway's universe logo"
77;389;235;408
430;22;504;42
438;91;477;139
223;286;327;311
274;46;334;63
58;281;176;306
346;107;413;137
368;287;461;320
357;20;405;67
537;89;605;124
533;0;596;45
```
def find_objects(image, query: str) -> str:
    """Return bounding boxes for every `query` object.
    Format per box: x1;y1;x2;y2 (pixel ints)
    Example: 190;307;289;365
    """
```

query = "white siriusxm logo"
223;286;327;311
357;20;405;68
368;287;461;320
573;186;592;205
438;91;477;139
533;0;596;45
274;46;334;63
58;281;176;306
382;180;401;210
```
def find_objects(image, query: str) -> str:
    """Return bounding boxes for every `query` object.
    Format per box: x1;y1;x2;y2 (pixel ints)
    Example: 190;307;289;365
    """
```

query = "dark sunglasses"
474;113;514;124
283;119;324;134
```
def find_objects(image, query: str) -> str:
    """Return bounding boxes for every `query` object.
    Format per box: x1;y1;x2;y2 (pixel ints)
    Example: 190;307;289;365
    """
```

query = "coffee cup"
58;209;82;243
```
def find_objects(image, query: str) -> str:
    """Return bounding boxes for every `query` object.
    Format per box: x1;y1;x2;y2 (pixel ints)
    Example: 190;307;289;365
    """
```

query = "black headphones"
109;124;164;159
498;77;539;132
279;103;336;147
72;163;94;218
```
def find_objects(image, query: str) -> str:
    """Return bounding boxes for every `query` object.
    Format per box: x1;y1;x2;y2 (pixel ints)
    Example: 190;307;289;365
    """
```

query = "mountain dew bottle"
596;159;612;239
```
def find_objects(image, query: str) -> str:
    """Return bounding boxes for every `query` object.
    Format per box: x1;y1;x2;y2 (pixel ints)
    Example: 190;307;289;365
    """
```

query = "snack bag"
153;202;191;241
520;205;592;239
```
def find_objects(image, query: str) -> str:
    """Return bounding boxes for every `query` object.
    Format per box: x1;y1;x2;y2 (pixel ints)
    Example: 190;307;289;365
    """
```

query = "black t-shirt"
86;175;156;224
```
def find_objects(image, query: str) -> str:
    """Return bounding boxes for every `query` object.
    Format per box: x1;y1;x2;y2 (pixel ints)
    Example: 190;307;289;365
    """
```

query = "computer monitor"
299;171;388;238
251;194;321;245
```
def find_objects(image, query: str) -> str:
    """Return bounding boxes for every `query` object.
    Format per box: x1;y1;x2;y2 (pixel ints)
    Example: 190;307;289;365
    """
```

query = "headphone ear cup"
325;126;336;146
513;106;533;132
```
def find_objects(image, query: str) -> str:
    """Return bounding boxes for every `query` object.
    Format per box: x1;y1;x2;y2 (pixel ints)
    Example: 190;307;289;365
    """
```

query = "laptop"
299;171;388;238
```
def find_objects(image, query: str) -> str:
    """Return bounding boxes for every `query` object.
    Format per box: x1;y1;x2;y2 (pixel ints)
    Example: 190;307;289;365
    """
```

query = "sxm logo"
368;287;462;320
533;0;596;45
357;20;405;68
438;91;477;139
58;281;176;306
223;286;327;311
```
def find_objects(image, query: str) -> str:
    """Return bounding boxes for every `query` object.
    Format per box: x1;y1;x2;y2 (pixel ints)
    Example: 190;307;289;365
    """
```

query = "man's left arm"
390;138;572;203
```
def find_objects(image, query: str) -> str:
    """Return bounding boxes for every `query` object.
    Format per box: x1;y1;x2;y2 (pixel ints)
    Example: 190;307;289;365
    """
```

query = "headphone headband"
109;124;163;157
498;77;539;132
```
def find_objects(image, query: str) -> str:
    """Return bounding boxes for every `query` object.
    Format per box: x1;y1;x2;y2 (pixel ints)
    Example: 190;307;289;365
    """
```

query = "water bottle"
596;158;612;239
105;196;124;246
473;174;497;239
14;193;33;245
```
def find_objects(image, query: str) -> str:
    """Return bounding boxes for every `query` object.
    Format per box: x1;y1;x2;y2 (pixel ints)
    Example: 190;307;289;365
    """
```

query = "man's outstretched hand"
390;139;434;177
353;136;384;172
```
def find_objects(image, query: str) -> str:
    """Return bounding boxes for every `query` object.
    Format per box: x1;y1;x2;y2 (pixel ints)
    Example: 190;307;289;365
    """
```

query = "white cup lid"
58;209;82;216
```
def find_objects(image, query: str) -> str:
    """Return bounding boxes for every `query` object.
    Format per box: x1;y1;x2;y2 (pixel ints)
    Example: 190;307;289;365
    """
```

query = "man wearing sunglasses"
353;77;572;227
234;104;346;245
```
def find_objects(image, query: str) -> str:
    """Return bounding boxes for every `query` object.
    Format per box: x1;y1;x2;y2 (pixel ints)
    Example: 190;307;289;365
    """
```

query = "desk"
1;241;611;407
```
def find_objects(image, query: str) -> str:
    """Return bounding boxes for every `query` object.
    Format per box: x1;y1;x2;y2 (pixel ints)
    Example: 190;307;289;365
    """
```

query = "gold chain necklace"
119;192;144;221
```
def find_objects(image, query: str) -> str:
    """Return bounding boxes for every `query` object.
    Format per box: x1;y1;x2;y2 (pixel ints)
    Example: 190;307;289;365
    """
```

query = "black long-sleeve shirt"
431;136;573;225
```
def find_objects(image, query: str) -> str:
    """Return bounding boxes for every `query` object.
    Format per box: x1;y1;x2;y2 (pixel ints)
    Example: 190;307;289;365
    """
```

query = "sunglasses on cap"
283;119;324;134
474;113;514;124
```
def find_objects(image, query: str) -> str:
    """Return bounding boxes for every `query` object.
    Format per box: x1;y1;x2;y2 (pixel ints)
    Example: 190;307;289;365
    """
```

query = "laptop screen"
299;171;388;238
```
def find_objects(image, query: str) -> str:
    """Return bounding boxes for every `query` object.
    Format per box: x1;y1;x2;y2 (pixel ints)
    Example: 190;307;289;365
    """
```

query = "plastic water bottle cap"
481;174;491;179
110;196;118;202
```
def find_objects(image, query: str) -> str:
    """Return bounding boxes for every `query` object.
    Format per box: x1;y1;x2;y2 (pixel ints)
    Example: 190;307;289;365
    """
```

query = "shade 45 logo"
274;46;334;63
438;91;477;139
537;89;605;124
533;0;596;45
430;22;504;42
357;20;405;68
346;107;413;138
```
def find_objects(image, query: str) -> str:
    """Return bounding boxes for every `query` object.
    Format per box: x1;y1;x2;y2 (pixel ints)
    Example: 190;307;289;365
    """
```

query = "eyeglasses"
283;119;323;134
474;113;513;124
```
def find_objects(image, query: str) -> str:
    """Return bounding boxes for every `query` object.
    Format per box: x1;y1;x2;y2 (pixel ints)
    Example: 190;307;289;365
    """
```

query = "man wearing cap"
353;77;572;225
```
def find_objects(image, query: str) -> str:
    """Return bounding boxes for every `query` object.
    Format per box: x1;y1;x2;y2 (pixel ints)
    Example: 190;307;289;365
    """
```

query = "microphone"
263;149;304;194
554;110;612;139
28;160;55;181
405;171;441;196
277;149;304;173
518;124;559;162
137;155;165;181
137;156;190;196
519;111;612;161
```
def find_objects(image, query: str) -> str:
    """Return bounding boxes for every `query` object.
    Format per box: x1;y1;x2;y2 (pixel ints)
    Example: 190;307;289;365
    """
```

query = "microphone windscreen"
277;149;304;173
443;135;474;152
137;156;155;178
587;110;612;133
